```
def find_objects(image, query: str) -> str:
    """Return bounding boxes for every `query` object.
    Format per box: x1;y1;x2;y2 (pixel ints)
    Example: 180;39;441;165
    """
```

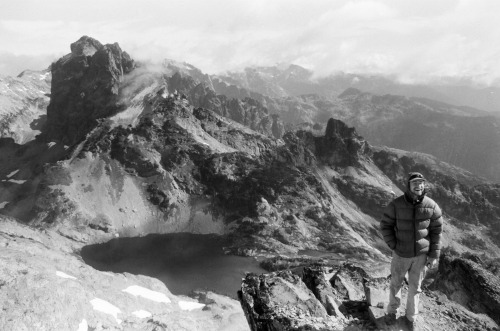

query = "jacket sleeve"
380;201;397;250
428;203;443;259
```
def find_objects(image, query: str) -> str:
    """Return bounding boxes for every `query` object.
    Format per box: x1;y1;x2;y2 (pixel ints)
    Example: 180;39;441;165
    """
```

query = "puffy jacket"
380;192;443;258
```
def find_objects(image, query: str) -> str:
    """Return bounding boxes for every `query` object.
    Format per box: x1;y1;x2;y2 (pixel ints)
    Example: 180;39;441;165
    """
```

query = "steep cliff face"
45;36;135;145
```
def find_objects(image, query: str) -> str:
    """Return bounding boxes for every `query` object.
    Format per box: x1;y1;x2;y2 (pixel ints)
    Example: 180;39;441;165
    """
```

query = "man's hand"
426;257;438;269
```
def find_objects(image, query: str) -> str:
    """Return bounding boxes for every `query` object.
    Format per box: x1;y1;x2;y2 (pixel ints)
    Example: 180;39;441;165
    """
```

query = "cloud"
0;0;499;85
0;52;55;76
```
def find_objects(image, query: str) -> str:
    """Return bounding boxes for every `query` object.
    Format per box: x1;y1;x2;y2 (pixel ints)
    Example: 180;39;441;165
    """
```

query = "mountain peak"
70;35;104;57
325;118;355;139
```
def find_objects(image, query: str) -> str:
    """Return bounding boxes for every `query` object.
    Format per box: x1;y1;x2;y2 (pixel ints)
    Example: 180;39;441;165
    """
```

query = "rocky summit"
45;36;135;145
1;36;500;330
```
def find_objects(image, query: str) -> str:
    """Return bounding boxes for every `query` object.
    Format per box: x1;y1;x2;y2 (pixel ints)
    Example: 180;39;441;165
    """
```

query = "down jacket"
380;192;443;259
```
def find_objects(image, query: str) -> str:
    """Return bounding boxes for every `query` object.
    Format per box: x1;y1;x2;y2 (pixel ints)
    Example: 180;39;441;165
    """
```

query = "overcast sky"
1;0;499;86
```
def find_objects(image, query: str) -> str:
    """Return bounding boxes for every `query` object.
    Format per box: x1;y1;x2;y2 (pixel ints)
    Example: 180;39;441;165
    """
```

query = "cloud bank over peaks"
1;0;499;86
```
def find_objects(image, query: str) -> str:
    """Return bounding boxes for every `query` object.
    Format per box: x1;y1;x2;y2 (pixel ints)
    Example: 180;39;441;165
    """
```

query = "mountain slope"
0;69;51;143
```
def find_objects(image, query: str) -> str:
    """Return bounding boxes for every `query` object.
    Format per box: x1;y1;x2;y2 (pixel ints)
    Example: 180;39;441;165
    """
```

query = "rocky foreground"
4;209;498;331
238;259;500;331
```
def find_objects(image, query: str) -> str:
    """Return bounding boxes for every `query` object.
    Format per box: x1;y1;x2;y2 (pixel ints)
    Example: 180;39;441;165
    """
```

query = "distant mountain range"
160;60;500;183
217;65;500;114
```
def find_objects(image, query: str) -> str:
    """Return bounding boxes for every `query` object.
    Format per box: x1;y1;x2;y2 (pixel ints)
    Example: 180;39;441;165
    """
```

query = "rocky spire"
315;118;370;167
44;36;135;145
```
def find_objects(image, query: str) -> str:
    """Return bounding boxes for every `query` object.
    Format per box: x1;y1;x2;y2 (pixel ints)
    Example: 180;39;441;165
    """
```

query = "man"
380;172;443;330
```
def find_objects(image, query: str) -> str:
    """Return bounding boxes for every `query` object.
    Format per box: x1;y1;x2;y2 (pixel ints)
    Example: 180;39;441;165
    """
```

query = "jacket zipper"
413;202;417;257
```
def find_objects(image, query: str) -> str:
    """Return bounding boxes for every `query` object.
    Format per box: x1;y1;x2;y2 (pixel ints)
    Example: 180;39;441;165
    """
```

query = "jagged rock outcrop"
432;252;500;325
167;72;285;139
315;118;370;167
45;35;135;145
239;270;345;330
239;265;499;331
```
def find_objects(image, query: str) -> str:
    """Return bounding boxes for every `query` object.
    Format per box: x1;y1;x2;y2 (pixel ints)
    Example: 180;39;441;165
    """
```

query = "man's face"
409;180;425;196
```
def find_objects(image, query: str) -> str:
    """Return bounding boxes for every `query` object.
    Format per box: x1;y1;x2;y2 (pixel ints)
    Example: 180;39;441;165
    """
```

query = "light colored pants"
387;251;427;322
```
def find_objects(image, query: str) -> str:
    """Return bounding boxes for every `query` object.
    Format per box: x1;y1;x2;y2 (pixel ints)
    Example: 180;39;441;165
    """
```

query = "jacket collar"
404;190;426;204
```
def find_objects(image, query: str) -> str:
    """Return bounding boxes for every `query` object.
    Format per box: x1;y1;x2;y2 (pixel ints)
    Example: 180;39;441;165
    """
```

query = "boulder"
363;276;391;308
302;266;346;317
433;253;500;325
239;271;344;330
330;263;368;301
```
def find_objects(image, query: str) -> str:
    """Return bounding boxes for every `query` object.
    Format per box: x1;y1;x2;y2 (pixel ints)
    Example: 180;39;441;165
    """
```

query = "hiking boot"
405;316;418;331
385;312;397;325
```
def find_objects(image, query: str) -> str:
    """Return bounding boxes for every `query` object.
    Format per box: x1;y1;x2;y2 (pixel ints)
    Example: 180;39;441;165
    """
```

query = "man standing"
380;172;443;330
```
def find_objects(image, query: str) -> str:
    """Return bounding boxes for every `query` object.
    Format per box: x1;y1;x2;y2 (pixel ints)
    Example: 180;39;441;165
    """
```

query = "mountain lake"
81;233;267;299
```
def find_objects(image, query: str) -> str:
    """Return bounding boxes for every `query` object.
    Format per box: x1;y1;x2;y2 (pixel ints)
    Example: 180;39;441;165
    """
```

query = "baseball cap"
408;172;426;183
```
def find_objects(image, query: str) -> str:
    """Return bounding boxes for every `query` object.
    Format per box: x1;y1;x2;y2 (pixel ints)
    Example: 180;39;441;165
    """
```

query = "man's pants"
386;252;427;322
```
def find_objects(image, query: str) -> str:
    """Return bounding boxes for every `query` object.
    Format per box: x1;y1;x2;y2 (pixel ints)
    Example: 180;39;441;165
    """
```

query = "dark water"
81;233;266;299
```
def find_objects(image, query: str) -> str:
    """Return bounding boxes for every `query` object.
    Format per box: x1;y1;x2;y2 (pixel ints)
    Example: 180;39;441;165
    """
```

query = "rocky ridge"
209;65;500;183
166;71;285;139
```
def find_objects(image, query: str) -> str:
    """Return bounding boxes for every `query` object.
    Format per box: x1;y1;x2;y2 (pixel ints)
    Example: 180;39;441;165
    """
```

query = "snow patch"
47;142;57;148
8;179;26;184
0;201;9;209
131;310;152;319
122;285;171;303
6;169;19;178
90;298;122;324
56;271;77;280
77;318;88;331
178;300;205;311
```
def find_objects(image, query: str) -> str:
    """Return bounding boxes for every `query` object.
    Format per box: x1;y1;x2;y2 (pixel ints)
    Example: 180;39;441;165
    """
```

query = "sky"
1;0;499;86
